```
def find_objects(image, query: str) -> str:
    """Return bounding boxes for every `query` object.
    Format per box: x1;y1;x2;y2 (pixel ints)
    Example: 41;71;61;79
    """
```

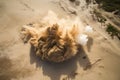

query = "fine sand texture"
0;0;120;80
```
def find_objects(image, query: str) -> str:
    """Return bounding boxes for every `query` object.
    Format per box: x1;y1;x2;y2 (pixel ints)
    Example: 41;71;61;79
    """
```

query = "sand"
0;0;120;80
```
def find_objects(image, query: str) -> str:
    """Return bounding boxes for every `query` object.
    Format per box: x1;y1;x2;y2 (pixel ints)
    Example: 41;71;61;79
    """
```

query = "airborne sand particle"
21;10;93;62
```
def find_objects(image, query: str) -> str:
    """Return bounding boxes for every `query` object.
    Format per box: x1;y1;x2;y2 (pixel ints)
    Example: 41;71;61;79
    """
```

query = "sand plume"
21;10;93;62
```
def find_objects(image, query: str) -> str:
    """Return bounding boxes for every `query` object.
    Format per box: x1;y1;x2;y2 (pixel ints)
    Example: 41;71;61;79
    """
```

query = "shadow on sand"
87;37;93;52
30;45;91;80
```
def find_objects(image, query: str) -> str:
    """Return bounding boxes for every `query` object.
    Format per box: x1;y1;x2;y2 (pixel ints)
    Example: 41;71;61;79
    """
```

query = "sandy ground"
0;0;120;80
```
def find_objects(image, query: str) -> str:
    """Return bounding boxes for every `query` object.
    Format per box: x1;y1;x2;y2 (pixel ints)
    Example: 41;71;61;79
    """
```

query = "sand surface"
0;0;120;80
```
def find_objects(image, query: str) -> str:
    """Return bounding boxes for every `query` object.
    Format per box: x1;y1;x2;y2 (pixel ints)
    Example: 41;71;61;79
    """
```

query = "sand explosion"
21;10;93;62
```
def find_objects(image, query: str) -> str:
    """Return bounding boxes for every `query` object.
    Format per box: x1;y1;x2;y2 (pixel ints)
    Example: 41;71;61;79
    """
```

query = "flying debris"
21;10;93;62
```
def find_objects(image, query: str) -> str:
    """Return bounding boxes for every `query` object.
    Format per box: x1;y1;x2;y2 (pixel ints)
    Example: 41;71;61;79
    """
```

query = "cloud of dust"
21;10;93;62
41;10;93;46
